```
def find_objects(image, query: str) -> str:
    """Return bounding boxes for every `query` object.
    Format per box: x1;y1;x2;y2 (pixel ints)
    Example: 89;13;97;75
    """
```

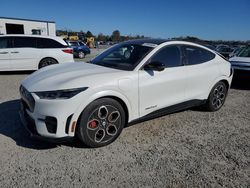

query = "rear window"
183;45;215;65
37;38;66;48
13;37;36;48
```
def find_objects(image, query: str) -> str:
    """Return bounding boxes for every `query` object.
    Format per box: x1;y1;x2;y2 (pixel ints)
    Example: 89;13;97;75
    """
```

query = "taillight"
62;49;73;54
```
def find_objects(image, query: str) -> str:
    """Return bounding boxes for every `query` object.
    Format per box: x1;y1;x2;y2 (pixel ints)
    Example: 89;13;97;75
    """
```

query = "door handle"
0;52;8;54
11;51;19;54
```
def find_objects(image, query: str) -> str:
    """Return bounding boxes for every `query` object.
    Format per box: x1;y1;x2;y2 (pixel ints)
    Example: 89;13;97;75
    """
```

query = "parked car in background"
229;46;250;71
20;39;233;147
0;35;74;71
67;40;90;59
216;46;233;59
229;46;244;58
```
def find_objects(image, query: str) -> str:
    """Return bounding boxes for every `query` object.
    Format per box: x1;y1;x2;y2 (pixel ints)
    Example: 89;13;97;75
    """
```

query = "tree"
86;30;93;38
111;30;121;42
97;33;106;41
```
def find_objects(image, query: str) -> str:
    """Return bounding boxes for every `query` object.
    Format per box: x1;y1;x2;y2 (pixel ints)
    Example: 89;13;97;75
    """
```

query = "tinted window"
238;46;250;57
69;42;79;46
91;44;153;71
0;37;11;48
37;38;66;48
150;46;181;67
13;37;36;48
183;45;215;65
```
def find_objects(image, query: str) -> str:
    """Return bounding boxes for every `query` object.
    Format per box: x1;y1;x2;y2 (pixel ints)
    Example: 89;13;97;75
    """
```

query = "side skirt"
128;99;206;126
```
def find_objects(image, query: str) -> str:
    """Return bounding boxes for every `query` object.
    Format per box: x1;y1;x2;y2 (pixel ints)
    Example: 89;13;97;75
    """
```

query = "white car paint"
0;35;74;71
20;40;233;140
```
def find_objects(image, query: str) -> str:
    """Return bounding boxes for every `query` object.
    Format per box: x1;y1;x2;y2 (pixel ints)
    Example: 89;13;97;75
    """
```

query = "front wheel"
204;81;228;111
77;98;126;147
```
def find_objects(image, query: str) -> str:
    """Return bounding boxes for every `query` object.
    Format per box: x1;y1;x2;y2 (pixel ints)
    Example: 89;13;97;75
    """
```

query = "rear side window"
0;37;11;48
150;46;182;67
13;37;36;48
183;45;215;65
37;38;66;48
69;42;79;46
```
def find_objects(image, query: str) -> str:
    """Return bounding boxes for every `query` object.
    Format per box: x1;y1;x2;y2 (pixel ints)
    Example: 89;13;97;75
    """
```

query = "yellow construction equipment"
86;37;95;48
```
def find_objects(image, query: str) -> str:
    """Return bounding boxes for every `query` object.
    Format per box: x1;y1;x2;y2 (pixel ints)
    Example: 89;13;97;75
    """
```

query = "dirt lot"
0;55;249;187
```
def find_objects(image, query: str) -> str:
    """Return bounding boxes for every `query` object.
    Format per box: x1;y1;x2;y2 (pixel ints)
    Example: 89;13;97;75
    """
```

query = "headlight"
35;87;88;99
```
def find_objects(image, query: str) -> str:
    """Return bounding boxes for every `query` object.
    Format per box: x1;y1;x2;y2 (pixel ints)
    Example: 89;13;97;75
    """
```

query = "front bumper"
19;101;74;143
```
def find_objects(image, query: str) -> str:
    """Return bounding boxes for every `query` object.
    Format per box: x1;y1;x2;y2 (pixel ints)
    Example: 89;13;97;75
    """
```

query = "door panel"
0;49;11;70
0;37;11;70
139;67;187;117
10;37;41;70
10;48;41;70
185;61;220;100
182;45;220;100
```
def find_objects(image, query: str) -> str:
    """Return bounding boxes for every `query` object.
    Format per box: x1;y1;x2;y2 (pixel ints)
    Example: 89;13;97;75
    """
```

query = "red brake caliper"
89;120;97;129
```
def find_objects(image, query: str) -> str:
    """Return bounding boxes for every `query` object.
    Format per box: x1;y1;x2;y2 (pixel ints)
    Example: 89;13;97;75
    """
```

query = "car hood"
21;62;121;92
229;57;250;63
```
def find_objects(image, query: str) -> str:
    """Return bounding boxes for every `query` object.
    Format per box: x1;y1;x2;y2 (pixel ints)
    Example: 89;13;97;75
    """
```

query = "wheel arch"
70;91;133;137
38;57;59;69
206;76;231;99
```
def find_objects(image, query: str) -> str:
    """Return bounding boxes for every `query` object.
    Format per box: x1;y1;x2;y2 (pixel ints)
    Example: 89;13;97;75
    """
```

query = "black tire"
77;98;126;147
39;58;58;69
204;81;228;112
78;51;85;59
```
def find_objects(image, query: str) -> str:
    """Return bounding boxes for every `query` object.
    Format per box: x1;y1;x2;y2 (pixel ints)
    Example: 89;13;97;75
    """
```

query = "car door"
0;37;11;70
10;36;41;70
138;45;188;117
181;45;219;100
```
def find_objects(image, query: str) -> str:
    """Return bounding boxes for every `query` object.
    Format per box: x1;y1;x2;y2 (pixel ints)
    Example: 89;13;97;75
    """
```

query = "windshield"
238;47;250;57
91;43;153;70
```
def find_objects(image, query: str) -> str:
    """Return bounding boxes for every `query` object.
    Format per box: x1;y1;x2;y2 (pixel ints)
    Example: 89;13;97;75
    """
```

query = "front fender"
68;90;134;136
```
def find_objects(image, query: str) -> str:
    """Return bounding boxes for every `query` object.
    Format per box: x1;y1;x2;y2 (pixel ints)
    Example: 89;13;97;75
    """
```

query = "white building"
0;17;56;36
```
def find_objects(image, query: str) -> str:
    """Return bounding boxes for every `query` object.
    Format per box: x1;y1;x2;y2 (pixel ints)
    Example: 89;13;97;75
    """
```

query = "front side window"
13;37;36;48
183;45;215;65
149;46;182;67
0;37;10;49
91;43;153;70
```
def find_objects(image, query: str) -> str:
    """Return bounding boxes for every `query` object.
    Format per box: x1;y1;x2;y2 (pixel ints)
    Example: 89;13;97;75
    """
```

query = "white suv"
0;35;74;71
20;39;233;147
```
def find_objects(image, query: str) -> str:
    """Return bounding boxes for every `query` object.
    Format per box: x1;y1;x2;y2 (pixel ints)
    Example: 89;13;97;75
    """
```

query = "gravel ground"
0;57;249;187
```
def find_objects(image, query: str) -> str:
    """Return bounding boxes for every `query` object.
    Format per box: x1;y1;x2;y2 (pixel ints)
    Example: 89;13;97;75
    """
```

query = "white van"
0;35;74;71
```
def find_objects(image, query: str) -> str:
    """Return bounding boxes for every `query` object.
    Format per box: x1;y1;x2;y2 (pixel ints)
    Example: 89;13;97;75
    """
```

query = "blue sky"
1;0;250;40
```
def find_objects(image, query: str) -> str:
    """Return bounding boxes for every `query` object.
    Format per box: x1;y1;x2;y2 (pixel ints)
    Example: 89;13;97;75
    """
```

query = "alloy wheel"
211;84;226;110
86;105;121;144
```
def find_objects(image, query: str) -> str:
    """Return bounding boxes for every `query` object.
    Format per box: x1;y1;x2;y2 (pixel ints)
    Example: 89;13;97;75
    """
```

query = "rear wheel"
39;58;58;69
204;81;228;111
78;51;85;59
77;98;125;147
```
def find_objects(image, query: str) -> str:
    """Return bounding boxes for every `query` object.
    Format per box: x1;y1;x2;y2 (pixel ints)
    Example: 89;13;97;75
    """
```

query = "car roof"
122;39;169;45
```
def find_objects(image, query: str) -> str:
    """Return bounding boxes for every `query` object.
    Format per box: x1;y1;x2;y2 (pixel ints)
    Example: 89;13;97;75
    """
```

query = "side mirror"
144;61;165;72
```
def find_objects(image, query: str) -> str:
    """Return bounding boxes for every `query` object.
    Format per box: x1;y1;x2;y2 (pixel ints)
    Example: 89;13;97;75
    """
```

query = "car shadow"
0;99;87;149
